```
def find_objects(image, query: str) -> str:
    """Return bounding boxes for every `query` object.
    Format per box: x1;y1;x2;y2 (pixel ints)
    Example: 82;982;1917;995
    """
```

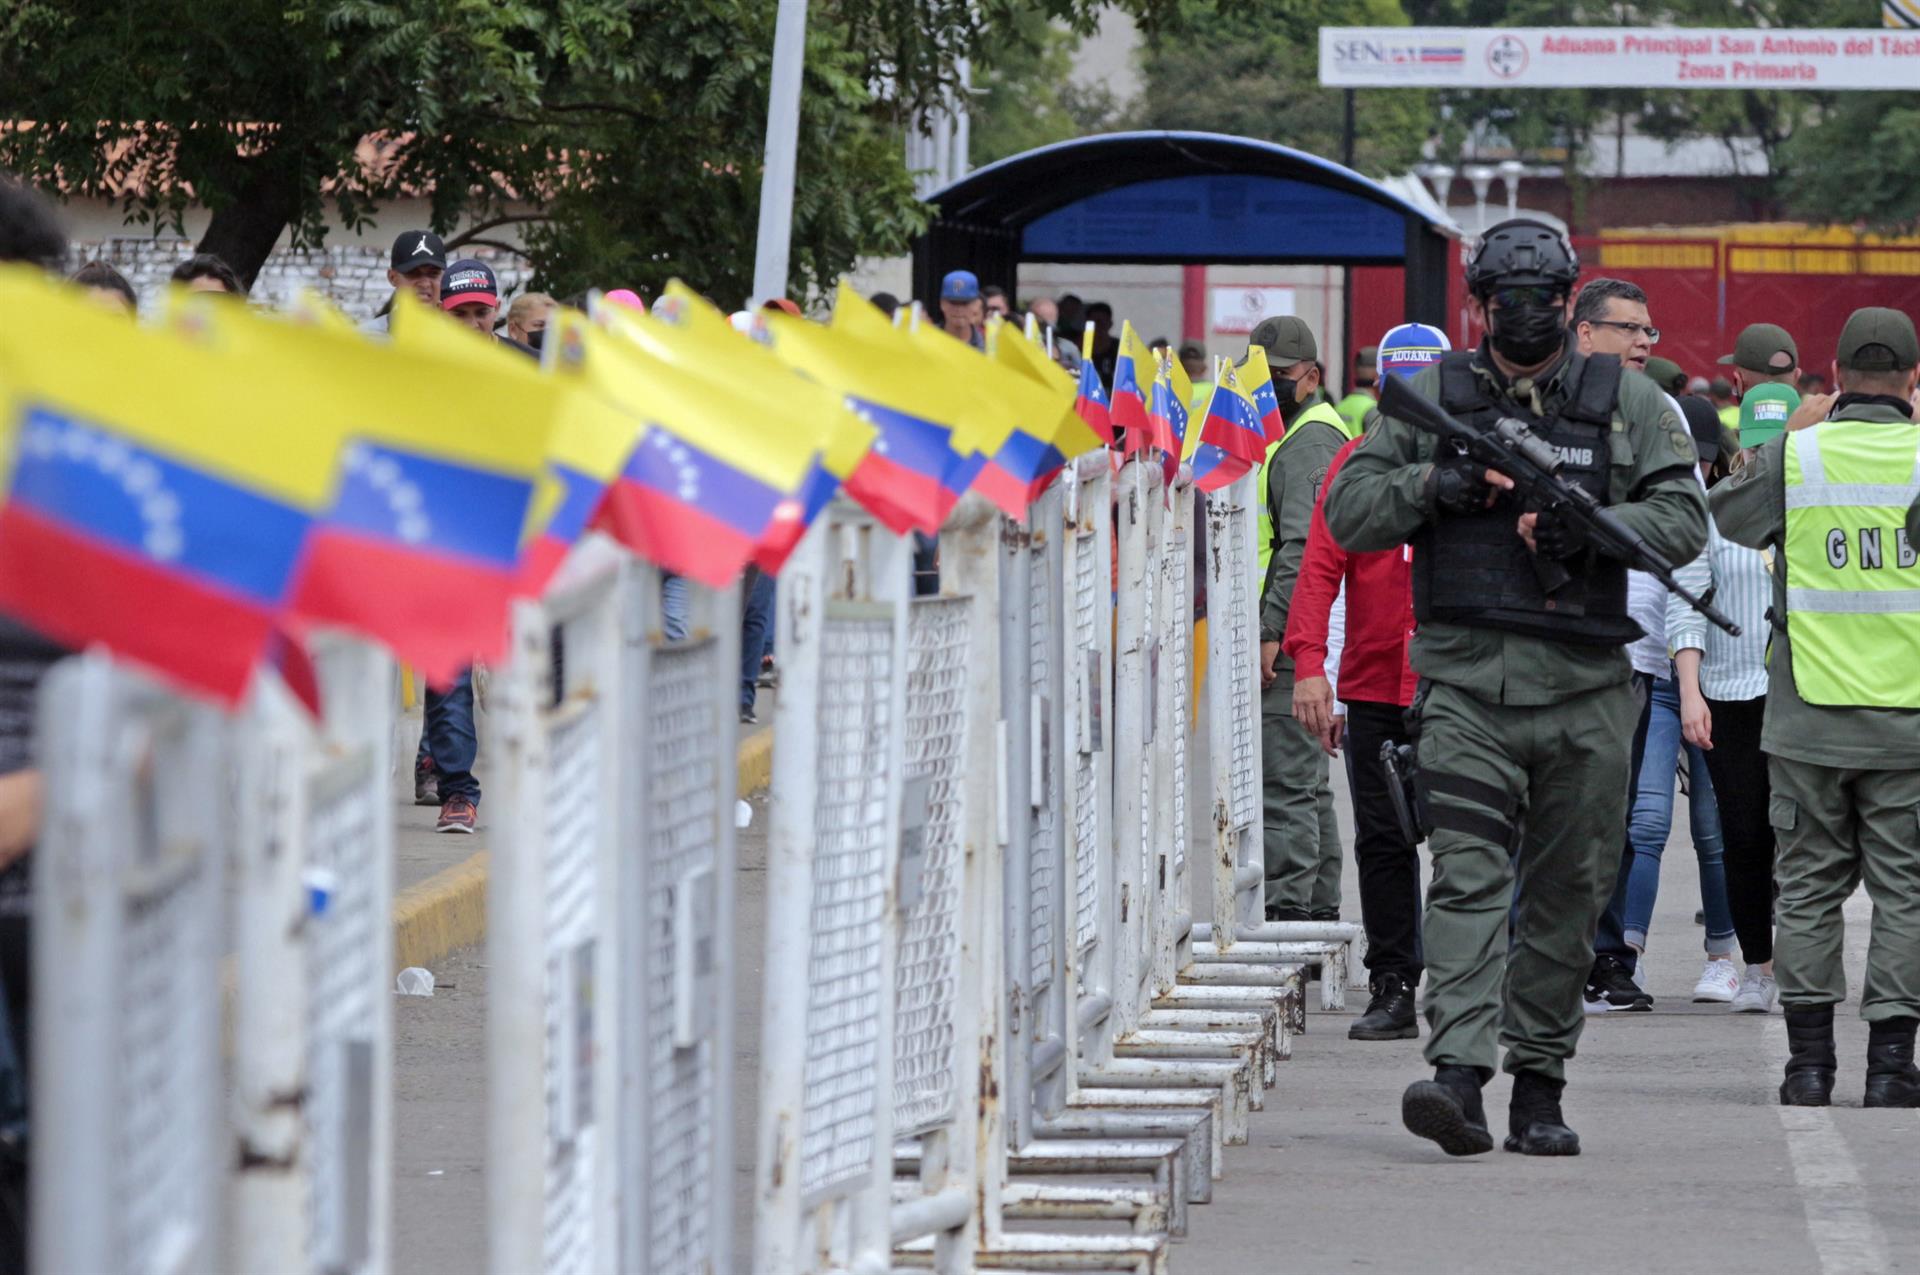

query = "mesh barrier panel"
800;614;894;1201
1027;542;1056;992
642;644;720;1272
115;857;217;1271
1168;517;1190;873
305;759;380;1273
1070;530;1101;956
893;597;969;1138
542;705;600;1275
1225;504;1258;833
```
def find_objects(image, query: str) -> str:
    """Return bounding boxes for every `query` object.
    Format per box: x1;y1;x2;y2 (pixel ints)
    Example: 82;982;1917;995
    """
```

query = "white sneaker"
1730;966;1778;1014
1692;958;1741;1003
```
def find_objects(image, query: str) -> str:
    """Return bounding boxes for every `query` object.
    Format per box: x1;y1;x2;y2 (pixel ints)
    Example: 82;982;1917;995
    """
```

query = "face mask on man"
1486;288;1567;366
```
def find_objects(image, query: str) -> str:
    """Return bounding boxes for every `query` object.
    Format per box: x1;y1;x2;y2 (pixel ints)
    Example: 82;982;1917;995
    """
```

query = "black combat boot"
1265;905;1311;923
1308;907;1341;923
1505;1070;1580;1156
1863;1018;1920;1108
1779;1005;1837;1106
1349;972;1419;1041
1401;1064;1494;1156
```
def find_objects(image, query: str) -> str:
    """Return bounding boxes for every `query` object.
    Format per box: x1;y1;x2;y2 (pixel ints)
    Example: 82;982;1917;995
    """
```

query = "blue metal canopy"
911;131;1456;324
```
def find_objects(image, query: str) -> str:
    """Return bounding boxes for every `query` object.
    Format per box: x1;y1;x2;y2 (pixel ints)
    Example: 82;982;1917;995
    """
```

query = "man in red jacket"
1282;322;1442;1041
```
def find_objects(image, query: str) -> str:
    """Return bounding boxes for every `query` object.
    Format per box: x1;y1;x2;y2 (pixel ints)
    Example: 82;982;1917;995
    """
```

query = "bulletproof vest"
1412;350;1640;646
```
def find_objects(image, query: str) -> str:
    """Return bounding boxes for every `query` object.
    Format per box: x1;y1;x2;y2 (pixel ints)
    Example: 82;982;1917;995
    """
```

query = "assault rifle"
1378;374;1741;637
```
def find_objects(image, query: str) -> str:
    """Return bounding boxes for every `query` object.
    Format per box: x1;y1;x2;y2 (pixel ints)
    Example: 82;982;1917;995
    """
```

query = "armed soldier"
1322;219;1707;1158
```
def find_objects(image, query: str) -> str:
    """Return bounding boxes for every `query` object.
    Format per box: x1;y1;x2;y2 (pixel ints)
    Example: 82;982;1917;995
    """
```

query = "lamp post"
751;0;808;307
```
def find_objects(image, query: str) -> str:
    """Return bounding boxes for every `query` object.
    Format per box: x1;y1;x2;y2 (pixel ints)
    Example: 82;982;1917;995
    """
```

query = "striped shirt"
1666;509;1771;702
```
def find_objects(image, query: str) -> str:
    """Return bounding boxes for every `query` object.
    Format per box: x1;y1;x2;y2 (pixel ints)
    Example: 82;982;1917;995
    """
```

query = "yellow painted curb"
391;727;772;972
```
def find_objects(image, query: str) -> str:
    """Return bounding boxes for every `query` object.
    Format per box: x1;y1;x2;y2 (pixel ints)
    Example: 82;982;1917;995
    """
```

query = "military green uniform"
1260;401;1357;916
1324;350;1706;1082
1710;400;1920;1023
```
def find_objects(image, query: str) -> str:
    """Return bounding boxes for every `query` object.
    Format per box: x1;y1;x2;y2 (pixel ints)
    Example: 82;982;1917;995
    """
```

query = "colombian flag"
0;270;340;705
633;284;875;573
1243;347;1287;445
763;282;979;536
1111;321;1154;455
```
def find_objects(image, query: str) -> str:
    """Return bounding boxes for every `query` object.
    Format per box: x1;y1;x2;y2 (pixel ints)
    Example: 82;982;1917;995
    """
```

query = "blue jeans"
416;668;479;803
661;573;690;642
740;568;775;712
1622;676;1733;955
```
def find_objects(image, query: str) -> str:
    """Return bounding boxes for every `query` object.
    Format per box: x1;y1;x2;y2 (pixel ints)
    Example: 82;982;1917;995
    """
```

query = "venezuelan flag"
1073;355;1114;447
607;427;803;588
622;284;874;573
246;297;555;684
1202;359;1268;467
1193;362;1265;493
762;282;979;536
570;315;813;586
1243;347;1287;445
1151;348;1194;462
517;310;650;596
0;270;340;705
1111;321;1154;455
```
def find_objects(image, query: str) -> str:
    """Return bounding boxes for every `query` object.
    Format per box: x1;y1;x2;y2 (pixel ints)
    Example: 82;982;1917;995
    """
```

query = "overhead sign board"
1319;27;1920;90
1210;286;1295;336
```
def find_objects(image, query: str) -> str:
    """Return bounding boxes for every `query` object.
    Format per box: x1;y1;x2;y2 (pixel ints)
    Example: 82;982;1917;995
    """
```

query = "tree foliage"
0;0;1176;303
1129;0;1431;174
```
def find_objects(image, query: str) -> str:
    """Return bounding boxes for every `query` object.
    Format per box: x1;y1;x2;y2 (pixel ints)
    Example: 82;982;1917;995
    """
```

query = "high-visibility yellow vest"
1255;401;1358;586
1783;420;1920;707
1334;391;1375;435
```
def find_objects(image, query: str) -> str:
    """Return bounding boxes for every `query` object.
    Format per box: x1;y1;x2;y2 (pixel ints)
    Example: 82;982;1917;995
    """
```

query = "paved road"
391;777;1916;1274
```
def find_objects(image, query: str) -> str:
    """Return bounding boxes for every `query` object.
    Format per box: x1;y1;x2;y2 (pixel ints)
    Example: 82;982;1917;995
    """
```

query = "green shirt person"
1323;218;1706;1160
1708;306;1920;1110
1334;345;1379;433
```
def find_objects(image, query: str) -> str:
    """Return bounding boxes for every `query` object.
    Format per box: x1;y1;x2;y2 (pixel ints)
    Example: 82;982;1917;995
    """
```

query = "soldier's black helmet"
1466;218;1579;297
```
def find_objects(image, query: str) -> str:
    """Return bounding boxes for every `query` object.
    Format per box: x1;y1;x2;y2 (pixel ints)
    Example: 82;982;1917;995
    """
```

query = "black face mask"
1274;376;1311;424
1488;303;1566;367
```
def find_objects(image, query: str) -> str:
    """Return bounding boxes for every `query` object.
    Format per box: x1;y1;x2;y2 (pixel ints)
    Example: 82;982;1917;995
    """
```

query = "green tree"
0;0;1179;302
1130;0;1431;174
968;12;1118;168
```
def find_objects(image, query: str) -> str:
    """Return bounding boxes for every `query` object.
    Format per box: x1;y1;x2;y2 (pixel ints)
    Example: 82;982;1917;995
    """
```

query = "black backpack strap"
1437;350;1488;416
1563;351;1622;427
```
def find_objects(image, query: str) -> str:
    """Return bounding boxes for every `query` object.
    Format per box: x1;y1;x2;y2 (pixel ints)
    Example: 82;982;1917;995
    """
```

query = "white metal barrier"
35;654;231;1275
755;498;912;1274
488;549;626;1275
232;636;396;1275
619;560;740;1275
1188;475;1367;1012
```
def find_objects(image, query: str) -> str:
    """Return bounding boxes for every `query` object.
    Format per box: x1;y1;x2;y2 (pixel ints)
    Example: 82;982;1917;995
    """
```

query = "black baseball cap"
391;230;447;273
1836;307;1920;372
440;258;499;310
1679;396;1722;464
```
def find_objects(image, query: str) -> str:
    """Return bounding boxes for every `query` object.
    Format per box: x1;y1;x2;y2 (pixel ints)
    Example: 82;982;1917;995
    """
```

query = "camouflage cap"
1717;322;1798;375
1248;315;1317;365
1836;307;1920;372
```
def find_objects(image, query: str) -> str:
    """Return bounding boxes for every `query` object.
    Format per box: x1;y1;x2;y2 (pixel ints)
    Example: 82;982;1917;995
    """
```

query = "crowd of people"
895;236;1920;1152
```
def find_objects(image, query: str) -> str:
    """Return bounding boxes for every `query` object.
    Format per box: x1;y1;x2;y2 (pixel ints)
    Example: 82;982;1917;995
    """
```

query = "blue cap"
1377;323;1450;381
940;269;981;302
